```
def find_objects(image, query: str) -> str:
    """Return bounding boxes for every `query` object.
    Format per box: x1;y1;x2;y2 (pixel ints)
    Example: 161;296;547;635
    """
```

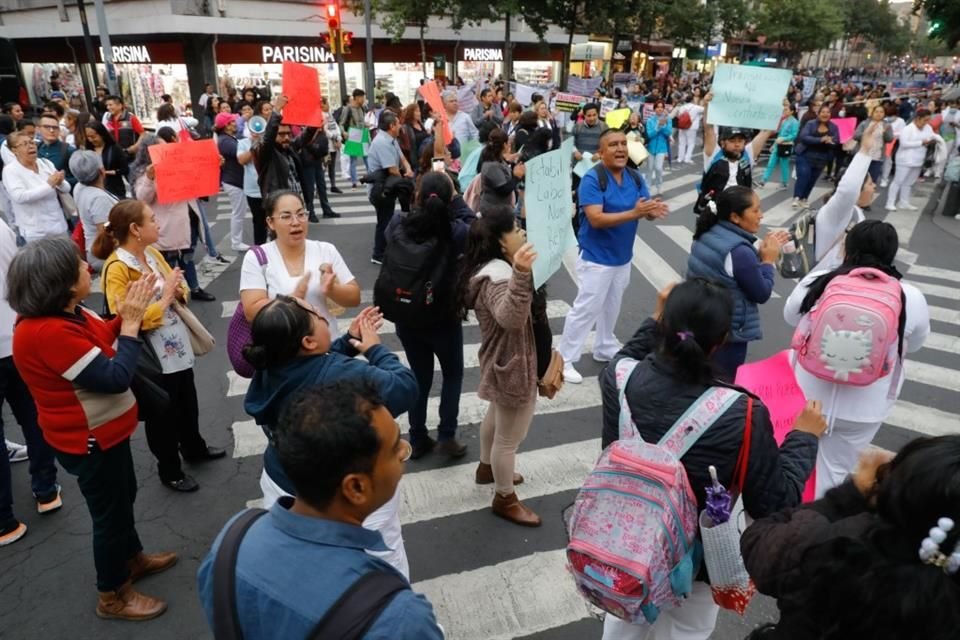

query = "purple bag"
227;245;267;378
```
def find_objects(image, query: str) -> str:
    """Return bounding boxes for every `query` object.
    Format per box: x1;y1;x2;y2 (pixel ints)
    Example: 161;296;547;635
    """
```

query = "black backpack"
374;224;452;329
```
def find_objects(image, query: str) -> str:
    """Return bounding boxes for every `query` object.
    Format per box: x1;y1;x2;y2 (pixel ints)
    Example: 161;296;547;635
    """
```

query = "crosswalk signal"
340;30;353;55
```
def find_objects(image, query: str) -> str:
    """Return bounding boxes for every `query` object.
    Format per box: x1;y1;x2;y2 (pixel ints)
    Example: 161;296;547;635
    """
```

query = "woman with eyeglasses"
1;131;70;243
242;295;417;577
239;190;361;334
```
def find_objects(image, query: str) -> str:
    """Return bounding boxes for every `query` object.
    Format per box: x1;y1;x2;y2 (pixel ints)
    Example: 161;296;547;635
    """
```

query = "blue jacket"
771;116;800;157
687;221;770;343
244;335;418;493
37;140;75;187
645;115;673;156
796;119;840;165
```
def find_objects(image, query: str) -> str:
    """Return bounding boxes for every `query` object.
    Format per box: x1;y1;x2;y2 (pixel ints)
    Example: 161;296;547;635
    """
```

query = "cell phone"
431;157;445;172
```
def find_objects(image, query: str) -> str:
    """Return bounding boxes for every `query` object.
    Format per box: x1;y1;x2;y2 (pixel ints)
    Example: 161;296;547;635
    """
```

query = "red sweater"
13;308;138;454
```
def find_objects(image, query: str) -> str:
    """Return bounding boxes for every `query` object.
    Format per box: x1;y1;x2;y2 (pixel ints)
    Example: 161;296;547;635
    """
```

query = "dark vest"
694;150;752;214
687;221;763;343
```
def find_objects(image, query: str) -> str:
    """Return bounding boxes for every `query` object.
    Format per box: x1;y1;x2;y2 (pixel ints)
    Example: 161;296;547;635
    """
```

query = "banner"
524;146;577;288
735;350;816;502
148;139;221;204
281;61;324;127
511;83;538;107
831;117;858;144
555;92;588;113
707;63;793;131
343;127;370;157
567;76;604;96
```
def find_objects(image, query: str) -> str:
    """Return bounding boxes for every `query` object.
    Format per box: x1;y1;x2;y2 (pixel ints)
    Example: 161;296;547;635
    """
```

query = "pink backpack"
567;358;741;625
791;267;904;386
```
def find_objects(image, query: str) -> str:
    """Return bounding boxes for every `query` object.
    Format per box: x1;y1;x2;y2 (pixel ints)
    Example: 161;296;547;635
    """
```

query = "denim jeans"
372;197;396;261
396;322;464;444
193;199;219;259
349;155;369;184
868;159;884;184
793;154;825;200
301;160;335;217
56;439;142;591
0;356;58;527
160;248;200;292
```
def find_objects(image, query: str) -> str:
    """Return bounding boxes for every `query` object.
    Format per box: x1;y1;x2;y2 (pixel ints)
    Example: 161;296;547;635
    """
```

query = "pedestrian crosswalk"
203;161;958;639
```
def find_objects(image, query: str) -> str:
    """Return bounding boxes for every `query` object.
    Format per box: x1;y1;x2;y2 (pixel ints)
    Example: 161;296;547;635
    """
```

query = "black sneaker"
162;475;199;492
331;187;344;194
182;446;227;464
0;520;27;546
308;213;320;223
191;288;216;302
410;435;436;460
322;211;342;218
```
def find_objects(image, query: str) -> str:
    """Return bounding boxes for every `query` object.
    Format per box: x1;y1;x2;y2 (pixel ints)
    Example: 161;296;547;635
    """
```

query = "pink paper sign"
831;117;858;144
735;350;816;502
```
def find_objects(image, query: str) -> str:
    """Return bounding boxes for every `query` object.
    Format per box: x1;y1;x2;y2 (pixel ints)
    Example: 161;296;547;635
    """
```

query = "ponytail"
657;278;733;385
91;199;147;260
693;185;756;240
90;224;117;261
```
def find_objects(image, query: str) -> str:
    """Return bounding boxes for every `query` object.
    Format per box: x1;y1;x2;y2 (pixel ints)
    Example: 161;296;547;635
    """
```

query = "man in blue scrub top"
557;129;669;384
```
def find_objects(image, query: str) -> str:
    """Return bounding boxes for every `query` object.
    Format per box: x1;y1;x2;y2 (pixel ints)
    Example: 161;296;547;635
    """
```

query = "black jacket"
254;113;303;195
292;127;330;165
599;318;817;521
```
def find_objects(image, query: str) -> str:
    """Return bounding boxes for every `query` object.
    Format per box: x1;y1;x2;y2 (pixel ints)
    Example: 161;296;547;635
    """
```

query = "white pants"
678;128;698;163
223;183;249;249
885;165;922;208
260;468;410;579
601;581;720;640
557;258;631;365
340;151;352;181
814;417;882;499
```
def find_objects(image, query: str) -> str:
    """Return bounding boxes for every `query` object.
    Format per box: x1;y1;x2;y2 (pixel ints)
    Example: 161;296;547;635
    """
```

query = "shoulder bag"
212;508;410;640
173;301;216;356
227;245;268;378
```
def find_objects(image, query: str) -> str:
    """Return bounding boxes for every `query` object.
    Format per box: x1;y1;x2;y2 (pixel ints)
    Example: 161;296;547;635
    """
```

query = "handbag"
173;301;216;356
227;245;268;378
699;397;756;615
130;338;170;422
538;349;564;399
776;142;793;158
58;190;78;223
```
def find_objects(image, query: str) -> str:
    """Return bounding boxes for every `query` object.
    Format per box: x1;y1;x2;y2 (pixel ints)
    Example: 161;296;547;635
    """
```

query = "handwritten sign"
148;139;220;204
831;117;857;144
599;98;619;117
735;350;816;502
572;155;598;178
281;61;324;127
525;147;577;288
605;108;632;129
707;63;792;131
419;81;453;145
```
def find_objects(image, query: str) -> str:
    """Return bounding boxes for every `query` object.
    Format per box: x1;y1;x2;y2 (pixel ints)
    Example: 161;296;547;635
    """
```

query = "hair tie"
427;192;439;199
676;330;695;342
104;221;111;229
919;517;960;575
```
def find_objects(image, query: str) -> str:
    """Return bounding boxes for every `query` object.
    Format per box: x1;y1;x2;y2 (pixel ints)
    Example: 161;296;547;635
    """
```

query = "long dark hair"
693;186;756;240
456;205;517;318
750;436;960;639
242;295;315;370
84;119;118;149
657;279;733;385
404;171;454;244
799;220;901;315
480;128;508;164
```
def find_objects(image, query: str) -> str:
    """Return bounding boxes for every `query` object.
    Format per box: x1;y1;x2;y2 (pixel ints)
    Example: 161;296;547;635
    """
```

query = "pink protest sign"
831;117;858;144
736;350;816;502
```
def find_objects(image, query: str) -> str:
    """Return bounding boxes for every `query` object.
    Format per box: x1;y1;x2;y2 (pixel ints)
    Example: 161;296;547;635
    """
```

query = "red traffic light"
341;30;353;52
326;1;340;30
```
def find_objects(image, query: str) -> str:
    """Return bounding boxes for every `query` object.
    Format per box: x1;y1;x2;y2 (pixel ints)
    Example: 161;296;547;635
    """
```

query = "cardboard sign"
148;139;220;204
605;108;632;129
707;63;793;131
735;350;816;502
419;80;453;145
831;117;858;144
555;92;588;113
281;61;324;127
524;146;577;288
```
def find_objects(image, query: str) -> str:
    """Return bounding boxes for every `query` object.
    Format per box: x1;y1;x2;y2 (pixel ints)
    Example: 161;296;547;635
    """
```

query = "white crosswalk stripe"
208;164;958;640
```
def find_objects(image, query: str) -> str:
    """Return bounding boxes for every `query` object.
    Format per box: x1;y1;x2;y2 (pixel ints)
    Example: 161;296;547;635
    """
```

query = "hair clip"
919;517;960;575
706;200;718;215
427;192;439;199
676;330;694;342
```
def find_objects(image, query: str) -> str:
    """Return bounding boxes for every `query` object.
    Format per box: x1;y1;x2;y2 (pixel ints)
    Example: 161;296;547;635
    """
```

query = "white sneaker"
885;203;898;211
879;179;889;188
898;202;918;211
6;440;27;463
791;198;800;208
563;362;583;385
232;243;251;252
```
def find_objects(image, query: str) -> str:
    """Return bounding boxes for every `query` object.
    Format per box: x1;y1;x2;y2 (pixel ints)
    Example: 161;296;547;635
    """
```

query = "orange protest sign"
148;139;221;204
281;61;324;127
419;80;453;145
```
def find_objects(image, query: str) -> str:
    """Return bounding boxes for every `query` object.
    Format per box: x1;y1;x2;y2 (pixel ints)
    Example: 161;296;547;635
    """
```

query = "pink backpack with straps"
227;245;268;378
791;267;904;386
566;358;741;625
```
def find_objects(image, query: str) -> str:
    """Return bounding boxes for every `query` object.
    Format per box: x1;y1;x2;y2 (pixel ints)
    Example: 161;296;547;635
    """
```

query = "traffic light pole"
364;0;374;103
336;50;348;104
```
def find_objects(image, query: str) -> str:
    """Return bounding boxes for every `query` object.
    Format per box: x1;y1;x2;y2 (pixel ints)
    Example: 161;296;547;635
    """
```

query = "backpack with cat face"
791;267;905;386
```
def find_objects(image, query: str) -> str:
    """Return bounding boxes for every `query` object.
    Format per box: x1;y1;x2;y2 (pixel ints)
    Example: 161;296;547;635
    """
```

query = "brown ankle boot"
475;463;524;486
128;551;178;583
491;492;541;527
96;581;167;621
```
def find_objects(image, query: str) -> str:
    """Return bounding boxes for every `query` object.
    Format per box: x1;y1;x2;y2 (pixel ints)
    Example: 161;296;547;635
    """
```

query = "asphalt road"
2;152;958;640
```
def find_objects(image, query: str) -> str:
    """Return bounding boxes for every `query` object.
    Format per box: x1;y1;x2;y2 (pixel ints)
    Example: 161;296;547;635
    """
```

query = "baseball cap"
719;126;749;140
214;112;238;130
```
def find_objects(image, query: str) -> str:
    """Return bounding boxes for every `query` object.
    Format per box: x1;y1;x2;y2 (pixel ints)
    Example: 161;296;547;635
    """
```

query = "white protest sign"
707;63;793;131
525;147;577;288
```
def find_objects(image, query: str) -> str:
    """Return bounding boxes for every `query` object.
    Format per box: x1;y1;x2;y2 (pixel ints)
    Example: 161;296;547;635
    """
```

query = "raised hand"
513;242;537;273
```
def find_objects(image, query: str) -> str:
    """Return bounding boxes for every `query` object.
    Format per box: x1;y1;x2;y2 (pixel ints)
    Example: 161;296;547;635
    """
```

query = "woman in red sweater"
9;236;177;621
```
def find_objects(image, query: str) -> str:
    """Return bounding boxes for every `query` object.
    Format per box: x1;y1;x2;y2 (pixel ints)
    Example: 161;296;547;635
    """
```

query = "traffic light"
321;32;332;50
325;0;340;31
340;30;353;55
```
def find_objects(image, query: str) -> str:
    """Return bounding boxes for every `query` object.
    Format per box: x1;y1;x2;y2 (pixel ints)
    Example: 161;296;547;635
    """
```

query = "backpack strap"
592;163;608;192
250;245;268;266
615;357;642;441
657;387;742;459
212;508;268;640
731;397;753;492
306;570;410;640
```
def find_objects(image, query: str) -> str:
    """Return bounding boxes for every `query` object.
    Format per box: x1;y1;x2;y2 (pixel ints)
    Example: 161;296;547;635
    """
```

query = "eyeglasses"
39;124;60;131
13;141;37;148
273;212;308;223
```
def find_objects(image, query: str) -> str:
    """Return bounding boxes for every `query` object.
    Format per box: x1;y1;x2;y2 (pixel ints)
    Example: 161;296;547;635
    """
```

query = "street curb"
925;180;960;240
